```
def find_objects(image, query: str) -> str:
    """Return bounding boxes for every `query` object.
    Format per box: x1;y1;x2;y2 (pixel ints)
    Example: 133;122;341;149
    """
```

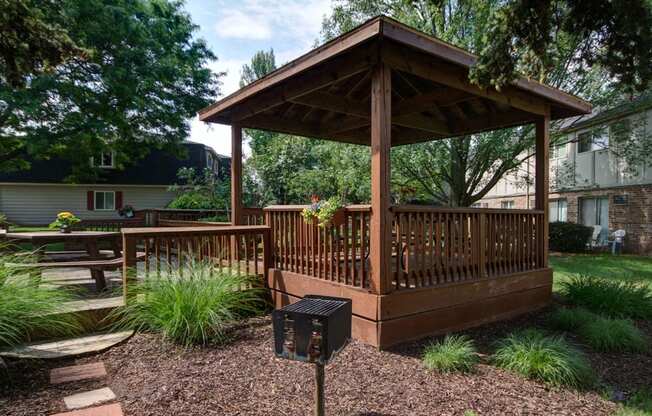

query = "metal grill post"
315;362;325;416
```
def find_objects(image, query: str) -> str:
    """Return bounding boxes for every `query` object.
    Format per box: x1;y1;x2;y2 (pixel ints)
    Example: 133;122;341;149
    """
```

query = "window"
580;196;609;243
206;152;213;169
577;129;608;153
549;199;568;222
91;151;115;168
471;202;488;208
500;200;515;209
94;191;115;211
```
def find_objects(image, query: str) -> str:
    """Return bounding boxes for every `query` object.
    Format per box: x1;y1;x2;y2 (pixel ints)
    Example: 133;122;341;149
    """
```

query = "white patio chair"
610;229;626;254
589;225;602;249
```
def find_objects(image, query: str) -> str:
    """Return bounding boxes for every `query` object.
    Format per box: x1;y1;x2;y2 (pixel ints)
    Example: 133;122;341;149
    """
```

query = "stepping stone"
63;387;116;410
50;362;107;385
0;331;133;359
51;403;123;416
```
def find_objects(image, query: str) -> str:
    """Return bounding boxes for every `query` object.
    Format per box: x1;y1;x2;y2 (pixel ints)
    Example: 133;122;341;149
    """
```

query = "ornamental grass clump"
547;307;595;331
0;250;80;347
493;329;594;388
578;316;648;353
113;260;265;346
422;334;478;373
560;275;652;320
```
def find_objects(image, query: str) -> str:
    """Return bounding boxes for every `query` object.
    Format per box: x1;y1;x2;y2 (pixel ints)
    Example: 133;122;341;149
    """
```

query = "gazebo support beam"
535;113;550;267
370;63;392;295
231;125;243;225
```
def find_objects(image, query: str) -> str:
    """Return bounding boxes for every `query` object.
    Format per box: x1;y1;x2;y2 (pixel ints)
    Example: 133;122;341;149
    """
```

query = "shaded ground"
2;307;650;416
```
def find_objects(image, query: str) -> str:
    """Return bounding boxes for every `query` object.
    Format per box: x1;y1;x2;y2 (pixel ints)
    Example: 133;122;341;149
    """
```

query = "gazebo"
197;16;591;348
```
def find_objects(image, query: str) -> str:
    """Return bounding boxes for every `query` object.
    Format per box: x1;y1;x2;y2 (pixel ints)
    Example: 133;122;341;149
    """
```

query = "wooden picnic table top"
5;231;120;242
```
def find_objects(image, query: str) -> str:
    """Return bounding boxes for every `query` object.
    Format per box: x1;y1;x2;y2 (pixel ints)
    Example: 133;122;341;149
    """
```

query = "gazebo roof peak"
199;15;591;146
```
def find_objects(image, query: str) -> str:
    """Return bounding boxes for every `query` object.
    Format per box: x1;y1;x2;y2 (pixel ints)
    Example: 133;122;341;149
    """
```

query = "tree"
167;167;230;213
0;0;221;178
241;49;371;205
321;0;650;206
0;0;85;88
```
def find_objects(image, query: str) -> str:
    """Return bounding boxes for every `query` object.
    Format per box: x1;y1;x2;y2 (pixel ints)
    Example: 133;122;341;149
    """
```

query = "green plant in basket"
301;195;344;228
49;211;81;233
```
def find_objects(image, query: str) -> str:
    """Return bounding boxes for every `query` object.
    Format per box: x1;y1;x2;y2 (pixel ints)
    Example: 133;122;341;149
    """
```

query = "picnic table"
5;231;121;290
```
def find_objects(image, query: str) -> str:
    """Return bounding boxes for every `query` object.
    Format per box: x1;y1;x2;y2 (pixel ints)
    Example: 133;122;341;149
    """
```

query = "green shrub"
167;192;217;210
493;329;593;388
198;215;229;223
112;261;265;346
0;251;80;346
578;316;648;352
560;275;652;319
615;389;652;416
422;334;478;373
549;222;594;253
548;307;595;331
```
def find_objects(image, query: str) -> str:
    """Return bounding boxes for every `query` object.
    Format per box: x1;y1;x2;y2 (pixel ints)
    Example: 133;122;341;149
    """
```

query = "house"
0;141;229;225
478;93;652;253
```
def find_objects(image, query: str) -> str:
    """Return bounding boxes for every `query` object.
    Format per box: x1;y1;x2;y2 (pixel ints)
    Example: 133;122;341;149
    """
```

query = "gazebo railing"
391;206;545;290
122;225;271;300
264;205;372;289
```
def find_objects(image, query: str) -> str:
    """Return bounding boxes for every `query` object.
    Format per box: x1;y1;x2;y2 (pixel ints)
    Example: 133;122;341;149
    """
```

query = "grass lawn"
551;253;652;291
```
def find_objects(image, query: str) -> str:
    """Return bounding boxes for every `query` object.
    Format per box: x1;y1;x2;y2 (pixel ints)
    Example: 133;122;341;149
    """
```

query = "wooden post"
122;233;138;303
535;113;550;267
231;124;243;226
369;63;392;295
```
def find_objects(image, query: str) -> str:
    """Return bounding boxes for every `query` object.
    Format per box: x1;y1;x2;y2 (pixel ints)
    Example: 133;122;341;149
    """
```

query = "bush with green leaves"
198;215;229;223
493;329;594;388
167;192;217;210
578;316;648;352
422;334;478;373
0;251;80;347
549;222;594;253
560;275;652;319
547;307;595;331
113;261;265;346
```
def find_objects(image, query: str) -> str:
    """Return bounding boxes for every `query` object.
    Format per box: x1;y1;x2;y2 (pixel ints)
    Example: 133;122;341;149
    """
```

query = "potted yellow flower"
49;211;81;233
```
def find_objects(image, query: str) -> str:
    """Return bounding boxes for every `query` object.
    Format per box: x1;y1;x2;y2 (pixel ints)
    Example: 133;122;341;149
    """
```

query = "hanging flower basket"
301;196;345;228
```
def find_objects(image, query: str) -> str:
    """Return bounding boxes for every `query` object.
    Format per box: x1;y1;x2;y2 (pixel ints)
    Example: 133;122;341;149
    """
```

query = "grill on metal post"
273;295;352;416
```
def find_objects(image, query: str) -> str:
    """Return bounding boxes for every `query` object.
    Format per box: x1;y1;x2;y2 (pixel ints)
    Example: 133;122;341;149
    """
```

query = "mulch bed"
1;307;650;416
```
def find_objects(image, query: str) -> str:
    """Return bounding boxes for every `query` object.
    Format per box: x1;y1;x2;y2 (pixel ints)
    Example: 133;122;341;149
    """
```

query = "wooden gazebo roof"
199;16;591;146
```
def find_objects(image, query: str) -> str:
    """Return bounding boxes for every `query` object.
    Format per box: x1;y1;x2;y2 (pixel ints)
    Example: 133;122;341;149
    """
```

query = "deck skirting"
269;268;552;348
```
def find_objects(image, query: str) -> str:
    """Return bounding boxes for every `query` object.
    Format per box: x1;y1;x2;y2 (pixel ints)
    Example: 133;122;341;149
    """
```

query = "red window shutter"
87;191;95;211
115;191;123;210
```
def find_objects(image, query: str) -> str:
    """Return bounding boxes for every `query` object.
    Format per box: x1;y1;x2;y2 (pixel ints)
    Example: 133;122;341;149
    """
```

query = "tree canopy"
0;0;221;179
319;0;651;206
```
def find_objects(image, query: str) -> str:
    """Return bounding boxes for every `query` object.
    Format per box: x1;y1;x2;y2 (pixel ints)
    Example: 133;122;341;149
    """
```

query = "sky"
183;0;333;156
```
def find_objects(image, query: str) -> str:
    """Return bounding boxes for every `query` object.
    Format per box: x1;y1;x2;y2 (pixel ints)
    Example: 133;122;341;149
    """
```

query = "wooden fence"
121;225;271;300
265;205;372;289
75;218;146;232
391;206;545;290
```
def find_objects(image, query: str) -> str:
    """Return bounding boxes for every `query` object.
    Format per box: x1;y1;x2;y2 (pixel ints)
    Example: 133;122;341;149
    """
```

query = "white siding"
0;185;177;225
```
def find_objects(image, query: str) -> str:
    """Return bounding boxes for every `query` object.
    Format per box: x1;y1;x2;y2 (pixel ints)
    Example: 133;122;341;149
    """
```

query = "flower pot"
320;208;346;228
60;225;71;234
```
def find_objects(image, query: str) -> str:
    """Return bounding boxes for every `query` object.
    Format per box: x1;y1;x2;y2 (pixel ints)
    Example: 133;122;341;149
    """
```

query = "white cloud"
214;0;331;46
215;9;272;40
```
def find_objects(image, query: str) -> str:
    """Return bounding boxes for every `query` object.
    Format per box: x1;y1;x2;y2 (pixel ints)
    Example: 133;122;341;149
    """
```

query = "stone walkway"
48;361;123;416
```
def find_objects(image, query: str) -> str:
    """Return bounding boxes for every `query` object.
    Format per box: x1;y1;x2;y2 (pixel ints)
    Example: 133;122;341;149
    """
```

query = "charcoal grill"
273;295;351;365
272;295;352;416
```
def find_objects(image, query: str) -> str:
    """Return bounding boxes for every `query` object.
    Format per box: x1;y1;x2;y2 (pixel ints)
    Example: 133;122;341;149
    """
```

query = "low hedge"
549;221;593;253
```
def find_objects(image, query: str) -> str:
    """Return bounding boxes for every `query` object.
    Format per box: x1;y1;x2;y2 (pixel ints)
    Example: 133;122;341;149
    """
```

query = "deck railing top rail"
122;225;270;237
264;204;371;212
392;205;544;215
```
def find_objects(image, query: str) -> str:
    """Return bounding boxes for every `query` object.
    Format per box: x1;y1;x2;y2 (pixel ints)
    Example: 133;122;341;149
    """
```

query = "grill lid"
281;298;349;317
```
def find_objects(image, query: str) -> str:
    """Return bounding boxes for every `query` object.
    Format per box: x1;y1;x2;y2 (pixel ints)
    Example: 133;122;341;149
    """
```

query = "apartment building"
478;94;652;253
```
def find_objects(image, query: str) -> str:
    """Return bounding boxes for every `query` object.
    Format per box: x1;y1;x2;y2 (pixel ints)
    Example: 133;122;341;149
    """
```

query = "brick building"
478;94;652;254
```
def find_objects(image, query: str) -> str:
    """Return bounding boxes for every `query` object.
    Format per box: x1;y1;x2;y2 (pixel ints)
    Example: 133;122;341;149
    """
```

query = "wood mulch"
1;307;650;416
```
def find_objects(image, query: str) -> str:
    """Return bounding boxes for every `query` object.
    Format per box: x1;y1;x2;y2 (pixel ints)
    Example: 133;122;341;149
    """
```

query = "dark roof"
559;92;652;133
0;142;229;185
